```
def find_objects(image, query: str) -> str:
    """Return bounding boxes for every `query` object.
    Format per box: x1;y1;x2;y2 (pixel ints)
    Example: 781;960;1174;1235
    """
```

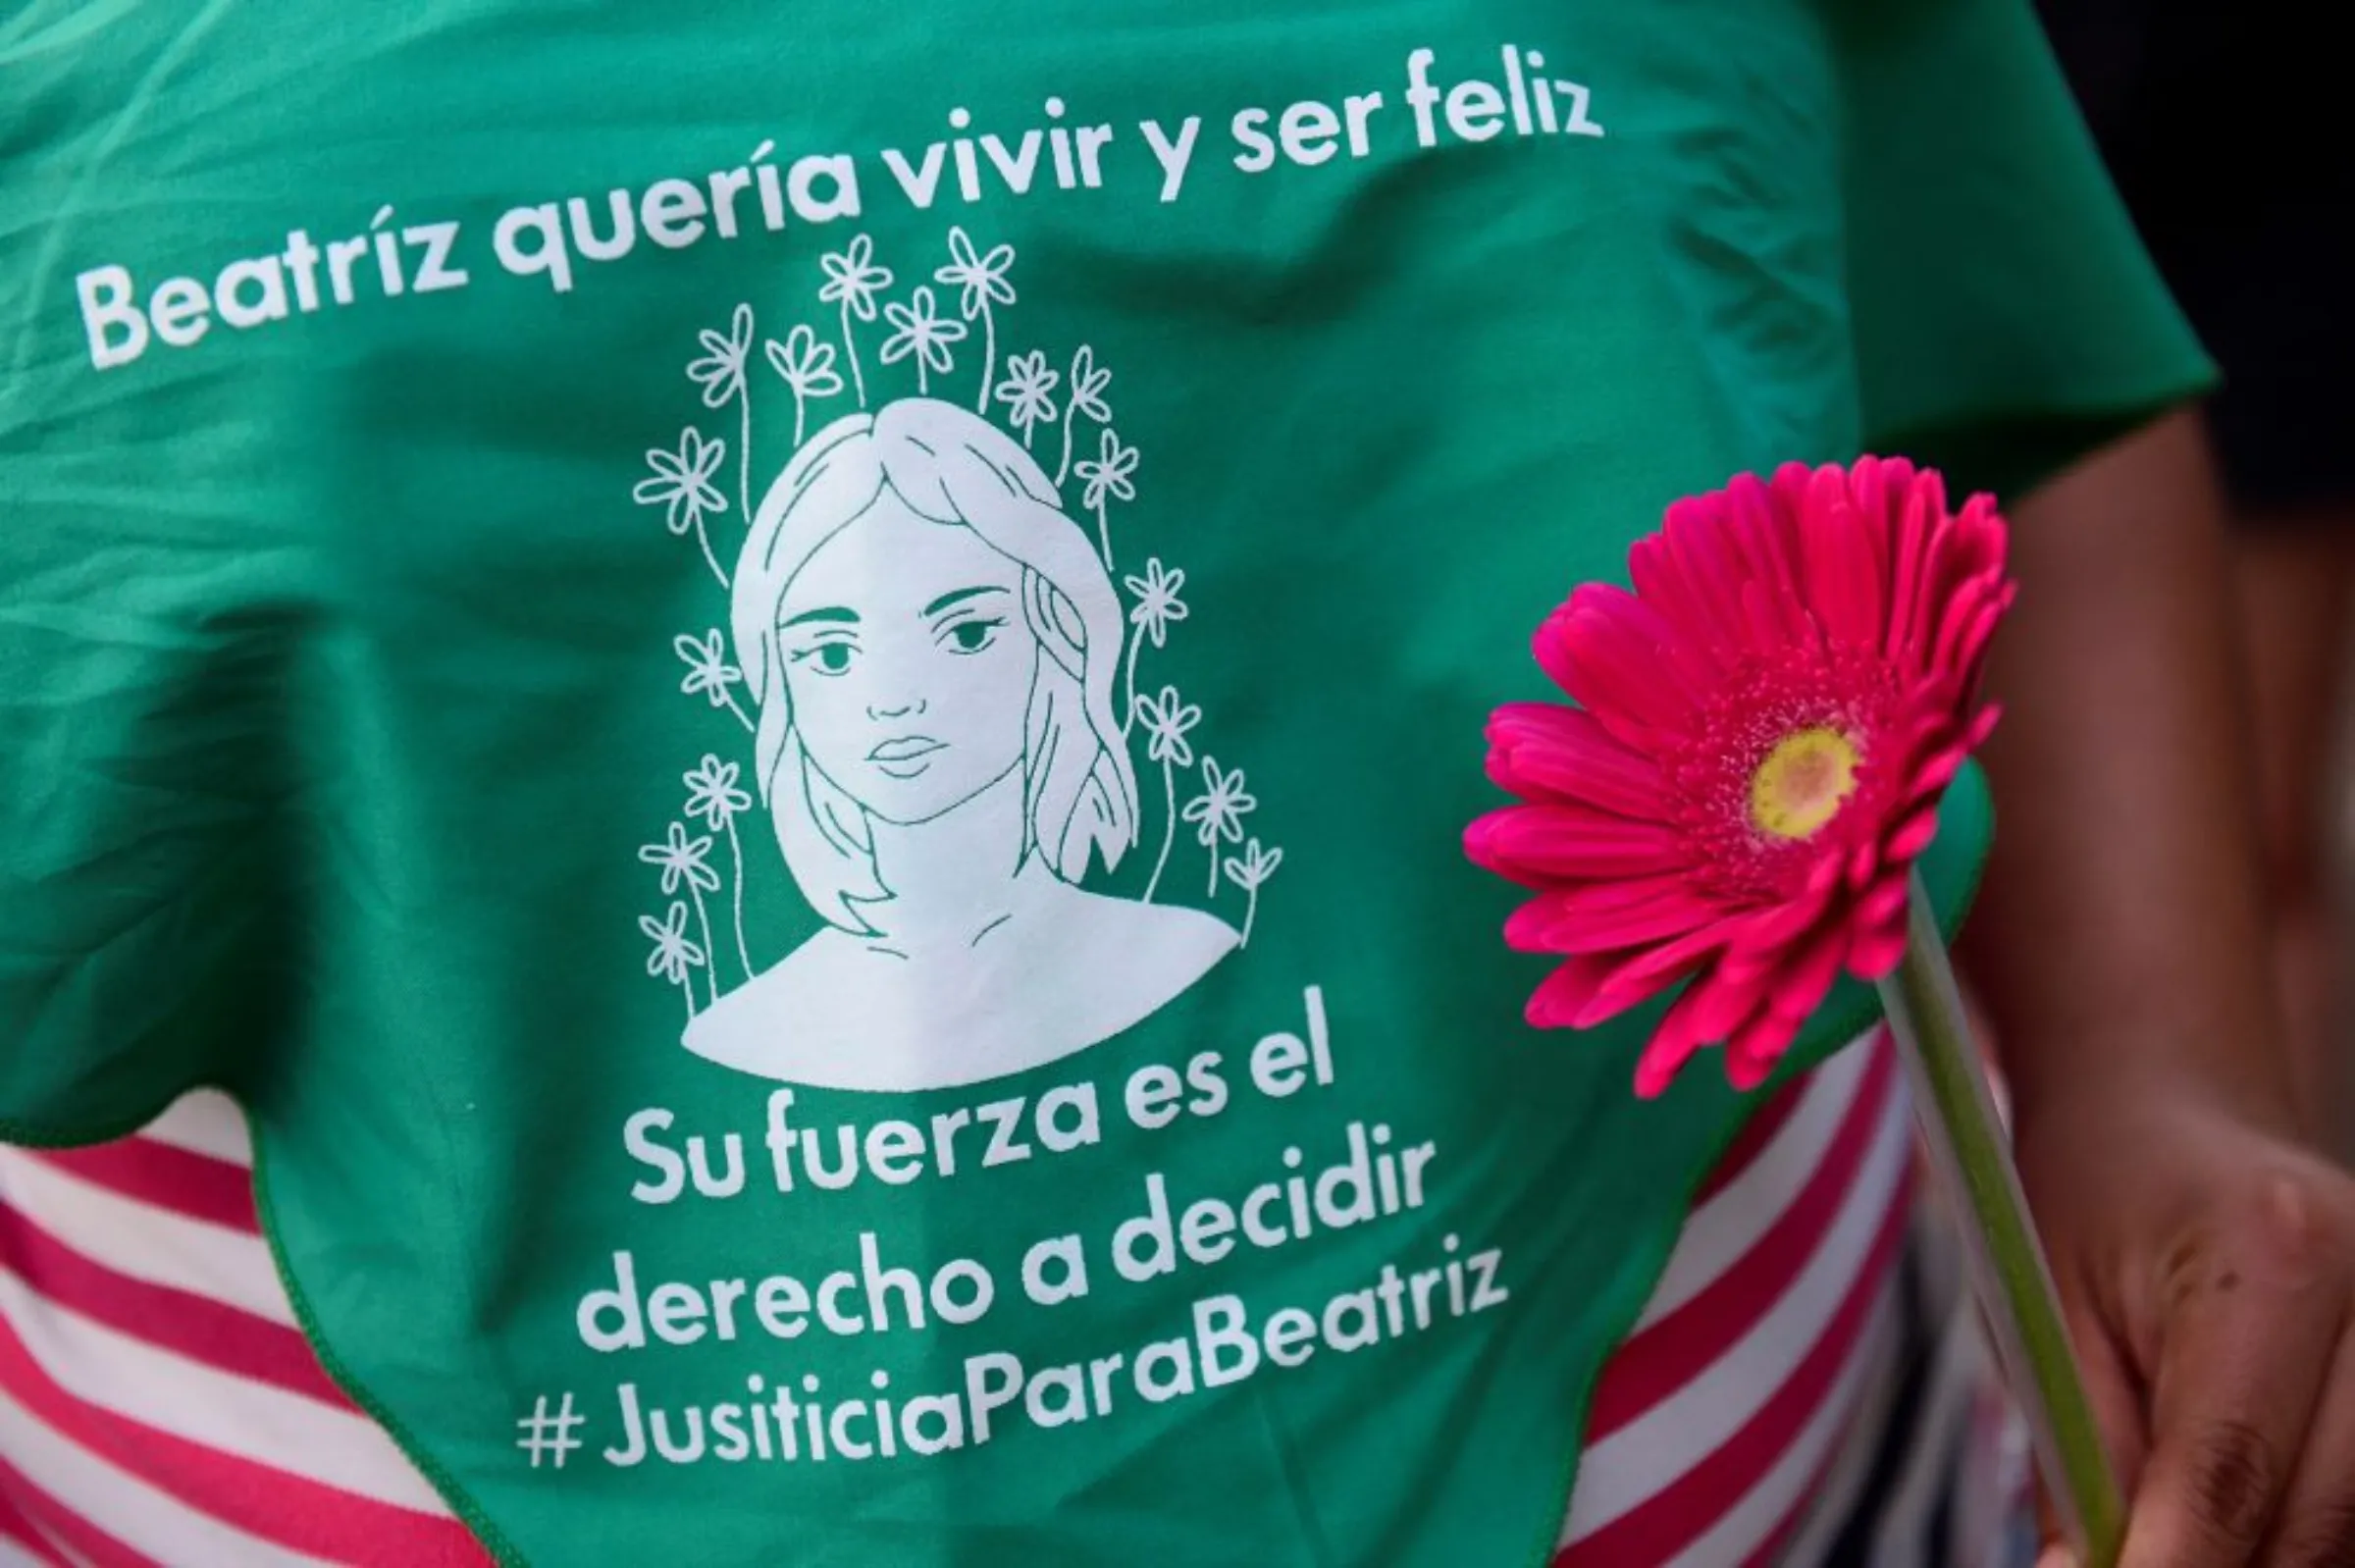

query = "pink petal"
1484;702;1668;819
1925;577;2009;686
1629;531;1741;679
1508;874;1719;955
1656;494;1751;638
1633;978;1721;1099
1574;578;1727;700
1724;1010;1801;1091
1881;804;1940;863
1800;469;1885;651
1581;918;1745;1023
1900;741;1969;808
1544;589;1702;740
1765;920;1848;1025
1953;492;2008;577
1745;470;1810;590
1847;917;1909;980
1729;485;1816;652
1853;873;1911;936
1718;881;1837;983
1679;959;1775;1045
1474;805;1695;884
1739;577;1799;657
1844;459;1896;593
1884;479;1934;662
1525;955;1620;1029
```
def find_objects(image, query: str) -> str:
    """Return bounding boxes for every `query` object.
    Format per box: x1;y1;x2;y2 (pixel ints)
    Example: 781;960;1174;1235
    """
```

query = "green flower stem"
1878;872;2126;1568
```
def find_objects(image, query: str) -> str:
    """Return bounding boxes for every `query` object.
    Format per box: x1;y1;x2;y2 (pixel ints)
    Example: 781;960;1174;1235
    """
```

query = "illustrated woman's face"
776;493;1039;826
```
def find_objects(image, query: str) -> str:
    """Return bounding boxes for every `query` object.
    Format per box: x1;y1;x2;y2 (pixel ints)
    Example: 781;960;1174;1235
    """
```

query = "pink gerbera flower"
1464;458;2015;1097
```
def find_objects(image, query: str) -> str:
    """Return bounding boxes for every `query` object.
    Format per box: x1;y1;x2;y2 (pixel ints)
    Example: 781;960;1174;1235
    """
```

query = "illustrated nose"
867;697;927;720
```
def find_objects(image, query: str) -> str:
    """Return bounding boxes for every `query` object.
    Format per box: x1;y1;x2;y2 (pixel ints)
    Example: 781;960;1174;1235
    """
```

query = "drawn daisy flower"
1076;429;1140;511
1223;839;1284;946
819;234;895;405
935;229;1017;411
636;430;726;535
765;323;844;445
681;756;753;832
641;902;706;993
674;630;752;730
935;227;1018;319
634;428;731;587
996;350;1061;446
1130;685;1202;768
818;235;894;322
639;821;720;897
1183;757;1258;896
688;304;755;409
1068;344;1113;424
1125;558;1187;649
1073;428;1139;568
1132;686;1204;907
878;286;967;395
765;323;842;399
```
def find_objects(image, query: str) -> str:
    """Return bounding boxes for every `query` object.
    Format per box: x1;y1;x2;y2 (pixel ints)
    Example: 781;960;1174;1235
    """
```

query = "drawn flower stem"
841;302;865;408
1123;627;1146;736
736;384;754;526
975;306;997;415
721;690;756;734
1055;413;1077;491
688;886;720;1008
1144;755;1178;906
725;819;753;982
676;975;697;1026
792;389;809;450
1209;838;1223;900
693;519;728;592
1094;498;1114;572
1241;883;1263;948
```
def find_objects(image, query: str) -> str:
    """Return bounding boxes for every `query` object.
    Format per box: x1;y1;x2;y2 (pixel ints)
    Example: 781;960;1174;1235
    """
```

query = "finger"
2261;1333;2355;1568
2035;1289;2148;1558
2121;1182;2345;1567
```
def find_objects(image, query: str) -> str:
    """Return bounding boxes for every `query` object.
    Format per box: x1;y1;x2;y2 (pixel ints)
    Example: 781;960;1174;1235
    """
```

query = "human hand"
2013;1077;2355;1568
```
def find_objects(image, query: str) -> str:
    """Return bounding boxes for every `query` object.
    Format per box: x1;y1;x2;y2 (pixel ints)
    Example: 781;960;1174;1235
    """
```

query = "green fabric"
1;1;2206;1562
1835;0;2218;494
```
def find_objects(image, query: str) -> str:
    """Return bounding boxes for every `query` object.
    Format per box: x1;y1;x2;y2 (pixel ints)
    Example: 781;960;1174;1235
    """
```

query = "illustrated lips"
868;737;945;763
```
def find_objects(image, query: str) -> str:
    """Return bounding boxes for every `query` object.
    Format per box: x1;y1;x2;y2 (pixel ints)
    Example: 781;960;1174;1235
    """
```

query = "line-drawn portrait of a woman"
682;397;1239;1091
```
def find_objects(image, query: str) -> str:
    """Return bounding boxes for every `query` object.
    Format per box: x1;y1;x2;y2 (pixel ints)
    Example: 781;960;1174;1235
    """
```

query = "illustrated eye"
942;616;1005;654
789;640;859;676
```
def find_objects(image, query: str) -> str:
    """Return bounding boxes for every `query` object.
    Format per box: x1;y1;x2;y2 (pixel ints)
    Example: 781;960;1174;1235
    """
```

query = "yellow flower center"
1749;727;1860;841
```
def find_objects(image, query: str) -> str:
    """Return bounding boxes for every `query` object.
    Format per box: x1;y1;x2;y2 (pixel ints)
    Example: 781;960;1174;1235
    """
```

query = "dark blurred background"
2036;0;2355;1157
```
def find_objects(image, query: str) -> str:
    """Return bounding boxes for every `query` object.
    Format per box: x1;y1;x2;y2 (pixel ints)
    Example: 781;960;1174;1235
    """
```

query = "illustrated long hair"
731;398;1139;933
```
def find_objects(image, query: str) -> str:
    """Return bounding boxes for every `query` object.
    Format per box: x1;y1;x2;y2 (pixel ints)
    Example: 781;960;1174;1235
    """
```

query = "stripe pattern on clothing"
0;1092;494;1568
1556;1031;1919;1568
